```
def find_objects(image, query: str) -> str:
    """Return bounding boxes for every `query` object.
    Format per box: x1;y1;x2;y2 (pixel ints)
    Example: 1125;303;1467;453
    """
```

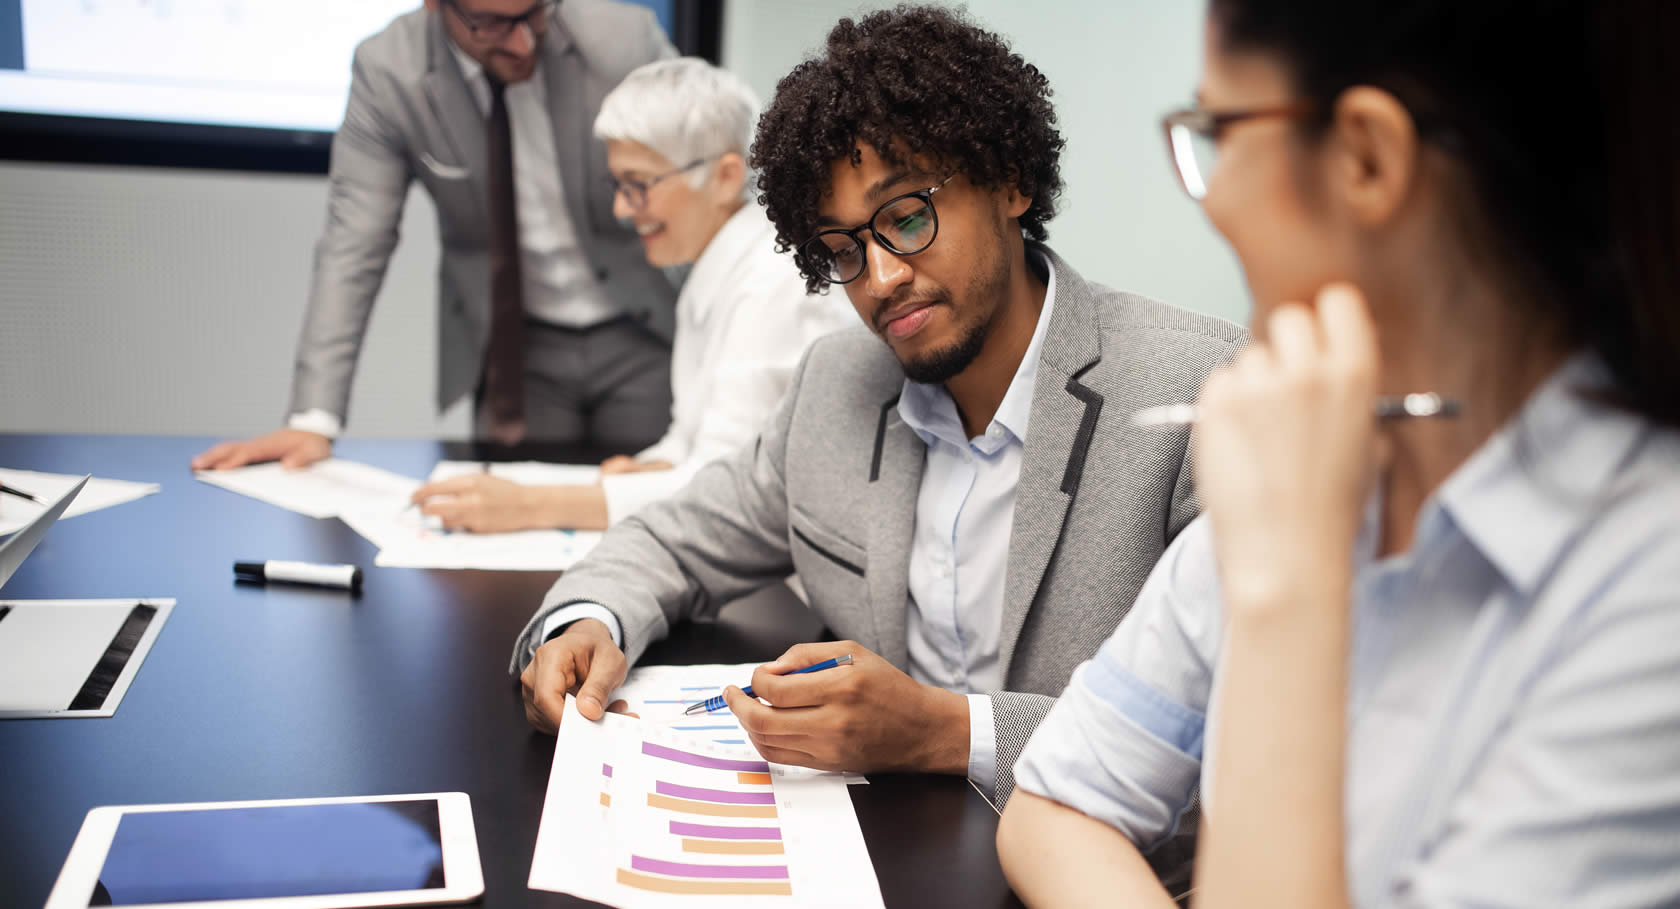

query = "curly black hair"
751;4;1066;293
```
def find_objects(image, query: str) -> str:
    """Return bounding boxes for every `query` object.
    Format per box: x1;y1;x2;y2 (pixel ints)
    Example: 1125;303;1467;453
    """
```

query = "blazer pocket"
419;151;471;181
789;508;867;577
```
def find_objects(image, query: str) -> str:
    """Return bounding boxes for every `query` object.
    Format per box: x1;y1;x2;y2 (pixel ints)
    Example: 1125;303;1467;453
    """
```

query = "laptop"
0;474;88;590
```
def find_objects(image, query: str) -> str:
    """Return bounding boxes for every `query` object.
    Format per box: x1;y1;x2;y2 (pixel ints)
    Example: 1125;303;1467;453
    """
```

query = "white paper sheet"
339;507;602;571
0;469;160;535
0;598;174;718
529;697;884;908
194;459;420;519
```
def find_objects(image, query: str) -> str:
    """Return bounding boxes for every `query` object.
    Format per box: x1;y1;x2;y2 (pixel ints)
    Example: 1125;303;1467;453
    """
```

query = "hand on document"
411;473;609;533
521;618;634;734
192;429;332;471
722;642;972;776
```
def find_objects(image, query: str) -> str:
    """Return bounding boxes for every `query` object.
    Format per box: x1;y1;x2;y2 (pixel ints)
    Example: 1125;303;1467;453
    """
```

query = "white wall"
0;164;471;437
0;0;1245;438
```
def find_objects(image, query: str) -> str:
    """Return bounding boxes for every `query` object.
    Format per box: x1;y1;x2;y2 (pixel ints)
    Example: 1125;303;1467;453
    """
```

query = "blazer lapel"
864;394;925;670
422;16;490;220
542;17;596;239
997;249;1105;677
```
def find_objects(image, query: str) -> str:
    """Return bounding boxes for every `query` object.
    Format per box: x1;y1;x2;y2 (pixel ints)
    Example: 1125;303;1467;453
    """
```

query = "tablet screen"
90;800;445;906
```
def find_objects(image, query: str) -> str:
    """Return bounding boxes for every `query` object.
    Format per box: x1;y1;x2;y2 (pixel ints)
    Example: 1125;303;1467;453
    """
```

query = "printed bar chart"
531;697;884;908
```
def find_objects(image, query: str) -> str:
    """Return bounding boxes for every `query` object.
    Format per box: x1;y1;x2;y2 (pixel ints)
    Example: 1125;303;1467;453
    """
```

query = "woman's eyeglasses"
1160;102;1313;200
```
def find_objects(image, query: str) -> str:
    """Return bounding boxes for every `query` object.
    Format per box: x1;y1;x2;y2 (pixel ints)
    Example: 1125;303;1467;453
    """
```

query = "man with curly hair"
510;5;1244;814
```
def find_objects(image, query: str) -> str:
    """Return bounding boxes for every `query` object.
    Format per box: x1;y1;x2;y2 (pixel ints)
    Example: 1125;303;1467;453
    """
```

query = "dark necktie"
483;75;526;446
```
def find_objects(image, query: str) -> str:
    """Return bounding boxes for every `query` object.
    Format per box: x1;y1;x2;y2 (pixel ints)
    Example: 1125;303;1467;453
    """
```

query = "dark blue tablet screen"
91;801;444;906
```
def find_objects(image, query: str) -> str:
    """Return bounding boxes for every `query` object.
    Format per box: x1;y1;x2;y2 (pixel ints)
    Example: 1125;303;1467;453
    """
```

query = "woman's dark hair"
751;4;1066;294
1210;0;1680;427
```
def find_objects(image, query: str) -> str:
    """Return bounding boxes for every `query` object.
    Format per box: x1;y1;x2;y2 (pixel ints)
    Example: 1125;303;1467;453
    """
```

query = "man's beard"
899;310;993;384
893;241;1012;386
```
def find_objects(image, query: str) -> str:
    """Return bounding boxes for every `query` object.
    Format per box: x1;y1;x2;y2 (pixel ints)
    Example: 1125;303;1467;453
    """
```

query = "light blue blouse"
1014;355;1680;906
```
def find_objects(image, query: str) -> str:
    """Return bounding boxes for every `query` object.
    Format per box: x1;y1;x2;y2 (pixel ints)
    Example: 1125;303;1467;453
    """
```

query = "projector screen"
0;0;706;172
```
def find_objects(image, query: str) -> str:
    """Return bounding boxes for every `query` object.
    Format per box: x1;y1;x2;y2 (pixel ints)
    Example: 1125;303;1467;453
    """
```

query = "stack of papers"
197;458;605;571
193;459;419;519
0;468;160;536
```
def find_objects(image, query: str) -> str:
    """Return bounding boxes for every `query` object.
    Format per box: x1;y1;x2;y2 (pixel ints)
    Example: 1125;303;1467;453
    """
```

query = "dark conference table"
0;434;1022;909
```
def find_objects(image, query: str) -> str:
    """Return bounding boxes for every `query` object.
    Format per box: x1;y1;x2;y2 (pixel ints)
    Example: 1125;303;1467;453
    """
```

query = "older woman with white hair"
410;57;852;531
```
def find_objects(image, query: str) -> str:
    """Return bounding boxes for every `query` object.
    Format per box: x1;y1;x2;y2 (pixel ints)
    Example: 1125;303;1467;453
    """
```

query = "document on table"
340;507;602;571
615;663;867;785
529;696;884;908
0;469;160;535
0;599;174;719
194;459;419;519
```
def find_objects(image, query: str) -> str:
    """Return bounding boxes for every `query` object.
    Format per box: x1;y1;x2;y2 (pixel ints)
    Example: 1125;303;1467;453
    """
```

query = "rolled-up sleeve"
1013;515;1224;851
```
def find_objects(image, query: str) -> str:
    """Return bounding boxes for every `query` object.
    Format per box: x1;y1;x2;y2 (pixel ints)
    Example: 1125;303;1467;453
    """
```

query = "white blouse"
599;204;855;522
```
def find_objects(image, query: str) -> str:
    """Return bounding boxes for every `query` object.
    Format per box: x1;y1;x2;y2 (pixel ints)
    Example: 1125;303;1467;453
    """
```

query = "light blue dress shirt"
897;254;1057;795
1014;354;1680;906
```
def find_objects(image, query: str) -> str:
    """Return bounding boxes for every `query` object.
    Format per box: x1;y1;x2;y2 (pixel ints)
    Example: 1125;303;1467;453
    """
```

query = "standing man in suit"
194;0;677;471
511;5;1245;807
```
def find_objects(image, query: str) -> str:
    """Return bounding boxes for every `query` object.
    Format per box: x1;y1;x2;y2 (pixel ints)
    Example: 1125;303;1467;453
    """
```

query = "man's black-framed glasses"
1160;103;1311;201
444;0;555;43
607;157;716;210
799;175;956;285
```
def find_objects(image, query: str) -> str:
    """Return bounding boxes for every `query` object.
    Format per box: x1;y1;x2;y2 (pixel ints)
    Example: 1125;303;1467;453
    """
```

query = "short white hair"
594;57;761;200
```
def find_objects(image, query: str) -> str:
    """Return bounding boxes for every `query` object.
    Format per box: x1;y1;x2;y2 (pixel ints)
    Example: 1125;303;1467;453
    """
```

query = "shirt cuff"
967;693;997;795
539;602;624;648
287;409;343;439
599;469;682;525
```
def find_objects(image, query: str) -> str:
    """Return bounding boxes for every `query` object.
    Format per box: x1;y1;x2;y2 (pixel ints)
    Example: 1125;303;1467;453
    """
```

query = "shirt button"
987;426;1003;439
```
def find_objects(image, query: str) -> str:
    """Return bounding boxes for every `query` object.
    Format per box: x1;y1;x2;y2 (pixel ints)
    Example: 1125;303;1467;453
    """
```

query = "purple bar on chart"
656;782;776;805
631;856;789;880
602;764;613;777
642;741;770;773
669;821;782;840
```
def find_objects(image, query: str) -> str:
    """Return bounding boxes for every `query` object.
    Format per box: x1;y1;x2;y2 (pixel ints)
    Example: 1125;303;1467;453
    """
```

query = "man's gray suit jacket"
511;246;1246;805
290;0;677;423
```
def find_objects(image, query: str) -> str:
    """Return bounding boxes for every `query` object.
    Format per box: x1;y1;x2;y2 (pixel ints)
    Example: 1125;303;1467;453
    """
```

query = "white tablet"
45;793;483;909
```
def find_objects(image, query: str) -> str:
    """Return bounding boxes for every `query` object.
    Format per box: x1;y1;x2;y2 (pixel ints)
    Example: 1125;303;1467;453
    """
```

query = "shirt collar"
1404;353;1647;596
447;37;484;84
897;249;1058;449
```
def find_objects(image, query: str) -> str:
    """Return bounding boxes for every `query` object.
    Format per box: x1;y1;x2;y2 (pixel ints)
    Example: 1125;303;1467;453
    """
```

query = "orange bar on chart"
736;771;772;785
616;869;793;896
599;793;611;807
682;838;785;855
647;794;778;818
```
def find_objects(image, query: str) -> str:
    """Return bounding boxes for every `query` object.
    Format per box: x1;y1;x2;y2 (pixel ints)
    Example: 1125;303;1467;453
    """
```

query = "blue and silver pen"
683;654;854;715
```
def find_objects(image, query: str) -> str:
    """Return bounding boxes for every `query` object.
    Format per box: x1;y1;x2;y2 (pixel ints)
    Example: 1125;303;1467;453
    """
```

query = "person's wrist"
909;683;971;775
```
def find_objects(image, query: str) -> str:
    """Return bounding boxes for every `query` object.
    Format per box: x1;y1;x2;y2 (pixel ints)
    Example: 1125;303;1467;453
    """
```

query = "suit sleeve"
288;45;413;424
508;340;815;675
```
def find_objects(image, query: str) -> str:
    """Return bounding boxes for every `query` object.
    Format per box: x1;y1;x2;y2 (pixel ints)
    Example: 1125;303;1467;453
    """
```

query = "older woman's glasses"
444;0;554;43
1160;103;1312;200
799;175;955;285
608;158;714;210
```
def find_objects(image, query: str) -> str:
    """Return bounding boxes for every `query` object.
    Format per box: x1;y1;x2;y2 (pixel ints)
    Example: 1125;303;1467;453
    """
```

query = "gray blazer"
289;1;677;423
511;246;1246;804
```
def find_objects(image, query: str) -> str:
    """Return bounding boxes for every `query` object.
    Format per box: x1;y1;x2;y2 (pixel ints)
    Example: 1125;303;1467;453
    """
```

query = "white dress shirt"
895;254;1056;795
291;35;616;437
598;204;854;523
1015;354;1680;906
